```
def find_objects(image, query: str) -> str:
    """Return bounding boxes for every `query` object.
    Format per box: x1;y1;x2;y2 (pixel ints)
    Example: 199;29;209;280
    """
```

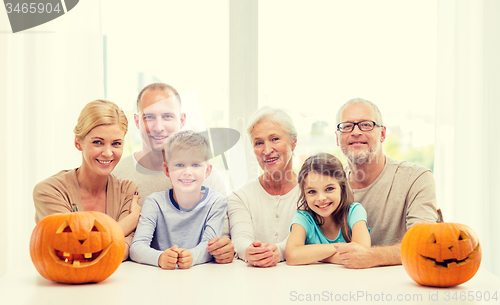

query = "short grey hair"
246;106;297;143
336;98;384;126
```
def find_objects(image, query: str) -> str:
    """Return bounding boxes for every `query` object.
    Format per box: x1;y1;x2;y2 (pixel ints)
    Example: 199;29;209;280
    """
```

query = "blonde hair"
162;130;211;164
73;100;128;139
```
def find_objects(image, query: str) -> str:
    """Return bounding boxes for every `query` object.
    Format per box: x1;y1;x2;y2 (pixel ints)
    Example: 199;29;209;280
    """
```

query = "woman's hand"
122;243;130;261
118;191;141;237
245;241;279;268
260;243;279;267
130;191;141;215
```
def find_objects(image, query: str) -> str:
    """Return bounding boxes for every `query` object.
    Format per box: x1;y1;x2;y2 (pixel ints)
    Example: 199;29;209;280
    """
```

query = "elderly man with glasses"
333;98;439;269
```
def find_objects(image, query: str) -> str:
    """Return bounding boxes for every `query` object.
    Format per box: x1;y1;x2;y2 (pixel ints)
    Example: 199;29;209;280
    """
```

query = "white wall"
0;0;103;275
435;0;500;277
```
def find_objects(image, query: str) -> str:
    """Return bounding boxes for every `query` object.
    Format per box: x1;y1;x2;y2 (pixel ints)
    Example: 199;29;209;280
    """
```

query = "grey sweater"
350;157;438;246
130;186;227;266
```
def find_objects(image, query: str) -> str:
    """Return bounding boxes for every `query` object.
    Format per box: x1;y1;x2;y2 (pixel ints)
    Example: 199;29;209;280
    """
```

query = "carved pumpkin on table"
401;222;481;287
30;211;125;284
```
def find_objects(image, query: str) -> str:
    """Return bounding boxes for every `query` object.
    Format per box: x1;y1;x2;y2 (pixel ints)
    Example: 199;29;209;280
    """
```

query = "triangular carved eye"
459;230;469;241
427;233;437;243
90;220;105;232
56;220;72;233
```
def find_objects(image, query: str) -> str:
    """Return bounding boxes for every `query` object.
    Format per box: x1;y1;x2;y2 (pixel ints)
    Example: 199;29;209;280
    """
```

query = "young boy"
130;130;227;269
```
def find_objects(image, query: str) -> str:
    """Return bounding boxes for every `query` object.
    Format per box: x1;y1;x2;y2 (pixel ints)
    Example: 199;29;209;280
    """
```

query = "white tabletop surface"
1;259;499;305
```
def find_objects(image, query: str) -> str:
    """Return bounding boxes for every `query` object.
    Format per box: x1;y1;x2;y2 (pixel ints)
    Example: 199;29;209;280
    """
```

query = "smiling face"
250;120;297;177
304;171;342;219
336;102;386;165
164;149;212;196
401;222;482;287
30;212;125;284
135;89;186;153
75;124;125;178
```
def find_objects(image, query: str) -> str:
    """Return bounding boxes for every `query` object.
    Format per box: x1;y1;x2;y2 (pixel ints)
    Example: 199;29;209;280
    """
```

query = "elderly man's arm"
406;170;439;227
334;242;401;269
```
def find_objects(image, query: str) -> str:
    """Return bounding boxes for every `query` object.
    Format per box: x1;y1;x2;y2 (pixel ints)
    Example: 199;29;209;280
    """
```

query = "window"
259;0;436;172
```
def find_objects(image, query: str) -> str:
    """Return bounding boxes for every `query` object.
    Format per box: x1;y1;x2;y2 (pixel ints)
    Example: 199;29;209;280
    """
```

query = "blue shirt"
290;202;369;244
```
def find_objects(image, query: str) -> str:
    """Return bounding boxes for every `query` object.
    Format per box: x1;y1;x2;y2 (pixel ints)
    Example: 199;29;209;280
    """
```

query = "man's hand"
206;237;234;264
335;242;402;269
177;249;193;269
159;245;179;270
334;242;374;269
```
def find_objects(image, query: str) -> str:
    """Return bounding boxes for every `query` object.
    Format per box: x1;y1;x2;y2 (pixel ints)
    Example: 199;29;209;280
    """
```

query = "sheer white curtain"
0;0;103;276
435;0;500;277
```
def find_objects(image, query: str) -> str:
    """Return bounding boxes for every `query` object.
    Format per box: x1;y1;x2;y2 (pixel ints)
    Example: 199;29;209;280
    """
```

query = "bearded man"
333;98;438;269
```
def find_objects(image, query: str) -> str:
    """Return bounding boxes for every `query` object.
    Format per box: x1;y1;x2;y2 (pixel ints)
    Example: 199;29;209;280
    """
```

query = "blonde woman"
33;100;141;260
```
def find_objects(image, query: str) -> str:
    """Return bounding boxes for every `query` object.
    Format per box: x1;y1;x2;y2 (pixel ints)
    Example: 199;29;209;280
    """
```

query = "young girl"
285;153;370;265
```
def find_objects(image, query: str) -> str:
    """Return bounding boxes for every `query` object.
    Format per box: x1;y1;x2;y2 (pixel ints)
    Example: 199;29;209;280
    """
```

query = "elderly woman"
228;106;299;267
33;100;141;260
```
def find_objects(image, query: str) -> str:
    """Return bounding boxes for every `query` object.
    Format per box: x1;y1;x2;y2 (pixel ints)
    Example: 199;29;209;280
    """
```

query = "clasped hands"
245;240;279;268
158;245;193;270
158;237;235;269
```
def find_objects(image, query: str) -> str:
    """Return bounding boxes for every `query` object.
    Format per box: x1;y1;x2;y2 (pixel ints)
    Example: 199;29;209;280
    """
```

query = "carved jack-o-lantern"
401;222;481;287
30;211;125;284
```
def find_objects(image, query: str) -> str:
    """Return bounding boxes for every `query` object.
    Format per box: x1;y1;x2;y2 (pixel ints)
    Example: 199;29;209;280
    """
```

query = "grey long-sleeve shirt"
130;186;227;267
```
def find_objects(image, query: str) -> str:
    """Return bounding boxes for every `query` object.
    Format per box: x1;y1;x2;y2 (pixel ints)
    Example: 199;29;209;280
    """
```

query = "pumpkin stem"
72;203;79;212
436;208;444;223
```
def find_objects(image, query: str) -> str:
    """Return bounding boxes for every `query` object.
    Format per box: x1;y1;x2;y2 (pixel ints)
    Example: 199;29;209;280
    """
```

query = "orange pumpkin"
30;211;125;284
401;222;481;287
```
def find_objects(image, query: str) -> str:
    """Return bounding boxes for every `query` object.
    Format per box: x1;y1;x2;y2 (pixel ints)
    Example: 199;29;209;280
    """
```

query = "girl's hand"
318;244;339;264
177;248;193;269
159;245;179;270
245;240;274;267
320;251;342;264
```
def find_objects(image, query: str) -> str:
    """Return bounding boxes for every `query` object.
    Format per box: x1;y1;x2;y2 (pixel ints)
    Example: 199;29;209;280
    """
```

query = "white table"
1;260;499;305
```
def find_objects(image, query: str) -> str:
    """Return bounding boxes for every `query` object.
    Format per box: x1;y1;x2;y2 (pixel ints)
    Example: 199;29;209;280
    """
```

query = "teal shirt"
290;202;369;244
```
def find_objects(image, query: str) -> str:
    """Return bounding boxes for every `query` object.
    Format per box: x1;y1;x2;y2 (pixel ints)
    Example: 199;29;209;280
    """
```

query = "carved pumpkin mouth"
48;243;112;268
420;245;480;268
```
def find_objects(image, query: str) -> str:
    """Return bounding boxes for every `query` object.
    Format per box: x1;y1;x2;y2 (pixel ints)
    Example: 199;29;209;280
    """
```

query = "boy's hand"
206;237;234;264
177;249;193;269
159;245;179;270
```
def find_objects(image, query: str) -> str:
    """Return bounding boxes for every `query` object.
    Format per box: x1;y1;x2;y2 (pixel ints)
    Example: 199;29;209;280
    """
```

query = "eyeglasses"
336;121;382;133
